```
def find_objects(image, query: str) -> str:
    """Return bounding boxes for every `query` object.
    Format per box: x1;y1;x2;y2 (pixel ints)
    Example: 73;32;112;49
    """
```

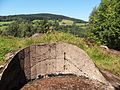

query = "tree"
2;21;33;37
3;21;20;37
18;21;33;37
89;0;120;50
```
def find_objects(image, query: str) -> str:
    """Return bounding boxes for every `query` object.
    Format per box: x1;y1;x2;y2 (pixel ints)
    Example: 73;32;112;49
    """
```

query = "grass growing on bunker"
0;32;120;77
0;36;23;61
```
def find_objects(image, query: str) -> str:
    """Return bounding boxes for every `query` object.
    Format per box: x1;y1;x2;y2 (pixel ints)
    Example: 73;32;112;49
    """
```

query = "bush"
89;0;120;50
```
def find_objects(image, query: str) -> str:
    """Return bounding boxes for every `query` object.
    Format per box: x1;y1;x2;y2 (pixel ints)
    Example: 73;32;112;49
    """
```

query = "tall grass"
0;32;120;76
0;36;23;61
85;47;120;76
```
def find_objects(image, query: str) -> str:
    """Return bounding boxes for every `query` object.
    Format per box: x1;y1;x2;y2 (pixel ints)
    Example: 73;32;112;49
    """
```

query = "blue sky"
0;0;101;21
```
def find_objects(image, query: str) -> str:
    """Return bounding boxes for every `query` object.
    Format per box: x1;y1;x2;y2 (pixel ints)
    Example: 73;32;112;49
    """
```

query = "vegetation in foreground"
0;0;120;78
0;32;120;77
89;0;120;50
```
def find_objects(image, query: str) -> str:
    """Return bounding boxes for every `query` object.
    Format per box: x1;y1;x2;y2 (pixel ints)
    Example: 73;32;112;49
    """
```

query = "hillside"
0;13;87;38
0;13;86;23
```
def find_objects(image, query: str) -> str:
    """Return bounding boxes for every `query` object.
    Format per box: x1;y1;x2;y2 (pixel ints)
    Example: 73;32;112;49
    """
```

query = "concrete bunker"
0;42;112;90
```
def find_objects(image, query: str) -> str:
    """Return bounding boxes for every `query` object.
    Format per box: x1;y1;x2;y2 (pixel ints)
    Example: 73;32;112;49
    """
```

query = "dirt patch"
21;76;108;90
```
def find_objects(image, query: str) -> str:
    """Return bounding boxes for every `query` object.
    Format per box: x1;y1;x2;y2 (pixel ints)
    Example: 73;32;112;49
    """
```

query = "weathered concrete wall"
0;42;113;90
0;53;27;90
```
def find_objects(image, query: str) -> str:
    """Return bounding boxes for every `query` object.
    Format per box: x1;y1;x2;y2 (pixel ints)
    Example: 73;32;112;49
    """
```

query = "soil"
21;75;108;90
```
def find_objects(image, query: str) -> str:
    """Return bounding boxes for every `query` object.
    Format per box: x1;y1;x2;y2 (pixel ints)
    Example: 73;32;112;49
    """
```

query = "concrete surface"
0;42;114;90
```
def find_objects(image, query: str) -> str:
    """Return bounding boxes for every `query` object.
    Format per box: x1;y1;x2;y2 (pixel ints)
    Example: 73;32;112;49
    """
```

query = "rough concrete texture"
0;42;114;90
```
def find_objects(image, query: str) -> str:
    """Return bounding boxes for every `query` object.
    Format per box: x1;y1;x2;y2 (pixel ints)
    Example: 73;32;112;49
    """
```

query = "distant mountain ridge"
0;13;86;23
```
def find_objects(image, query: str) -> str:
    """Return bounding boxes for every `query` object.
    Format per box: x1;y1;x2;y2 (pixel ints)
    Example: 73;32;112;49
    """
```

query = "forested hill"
0;13;86;23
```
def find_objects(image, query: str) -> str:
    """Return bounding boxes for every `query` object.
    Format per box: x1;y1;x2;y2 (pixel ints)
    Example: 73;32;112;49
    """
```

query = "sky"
0;0;101;21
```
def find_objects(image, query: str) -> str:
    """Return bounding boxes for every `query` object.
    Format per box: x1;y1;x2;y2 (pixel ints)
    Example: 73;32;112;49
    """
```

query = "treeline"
0;13;86;23
0;20;86;38
89;0;120;50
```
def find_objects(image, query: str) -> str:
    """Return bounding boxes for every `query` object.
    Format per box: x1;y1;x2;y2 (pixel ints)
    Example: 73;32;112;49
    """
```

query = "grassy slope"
0;21;14;30
0;36;23;61
0;32;120;76
59;19;74;25
0;21;14;25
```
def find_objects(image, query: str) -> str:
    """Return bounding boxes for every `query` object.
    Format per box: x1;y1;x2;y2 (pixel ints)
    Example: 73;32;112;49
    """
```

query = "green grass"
0;32;85;62
59;19;74;25
0;21;14;25
85;47;120;76
0;32;120;77
0;36;24;61
76;23;88;29
0;21;14;30
0;26;8;29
